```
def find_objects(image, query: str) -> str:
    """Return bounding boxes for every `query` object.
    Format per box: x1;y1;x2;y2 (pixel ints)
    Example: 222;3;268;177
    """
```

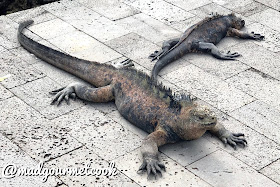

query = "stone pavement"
0;0;280;186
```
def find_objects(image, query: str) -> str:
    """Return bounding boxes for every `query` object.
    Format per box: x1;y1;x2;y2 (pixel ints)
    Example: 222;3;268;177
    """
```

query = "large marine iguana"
150;13;264;80
18;20;247;180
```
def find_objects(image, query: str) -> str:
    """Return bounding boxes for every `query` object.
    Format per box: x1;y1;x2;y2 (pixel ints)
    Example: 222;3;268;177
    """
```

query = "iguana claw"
50;84;77;106
137;156;165;180
112;59;134;69
220;131;247;150
250;32;265;40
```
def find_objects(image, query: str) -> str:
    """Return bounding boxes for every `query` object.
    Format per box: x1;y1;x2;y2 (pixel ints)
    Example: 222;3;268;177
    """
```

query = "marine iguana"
18;20;247;180
150;13;264;80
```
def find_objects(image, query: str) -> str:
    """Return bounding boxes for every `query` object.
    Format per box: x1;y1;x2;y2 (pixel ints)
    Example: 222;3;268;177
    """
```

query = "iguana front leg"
50;83;114;106
227;28;264;40
149;38;180;61
111;59;134;69
138;129;169;180
209;122;247;150
197;42;240;60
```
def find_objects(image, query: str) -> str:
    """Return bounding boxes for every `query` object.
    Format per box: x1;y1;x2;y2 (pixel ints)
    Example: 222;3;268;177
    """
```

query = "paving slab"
249;8;280;32
159;137;219;166
105;33;160;71
0;97;82;162
70;116;142;161
0;85;13;100
187;150;279;187
124;0;195;25
77;0;140;21
163;64;255;112
115;13;181;44
230;100;280;144
226;68;280;111
0;16;20;49
260;159;280;184
166;0;211;11
229;42;280;80
255;0;280;11
46;146;140;186
189;3;232;18
49;30;122;63
245;22;280;52
0;50;45;89
10;77;85;119
203;110;280;171
228;1;268;17
0;134;61;186
114;148;211;186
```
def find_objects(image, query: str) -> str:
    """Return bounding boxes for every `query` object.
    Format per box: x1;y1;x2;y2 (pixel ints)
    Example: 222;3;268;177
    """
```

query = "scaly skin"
18;20;247;180
150;13;265;80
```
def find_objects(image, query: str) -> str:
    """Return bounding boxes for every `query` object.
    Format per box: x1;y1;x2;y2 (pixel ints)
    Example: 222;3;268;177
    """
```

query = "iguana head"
189;105;217;127
229;14;245;30
175;104;217;140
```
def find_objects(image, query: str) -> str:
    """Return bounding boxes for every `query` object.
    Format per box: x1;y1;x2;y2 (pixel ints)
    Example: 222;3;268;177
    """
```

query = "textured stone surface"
46;146;139;186
115;13;180;44
189;3;232;18
124;0;195;25
114;148;211;186
166;0;211;11
255;0;280;11
187;150;278;187
163;64;255;112
0;134;61;186
10;77;85;119
260;159;280;184
0;85;13;100
78;0;140;21
226;69;280;111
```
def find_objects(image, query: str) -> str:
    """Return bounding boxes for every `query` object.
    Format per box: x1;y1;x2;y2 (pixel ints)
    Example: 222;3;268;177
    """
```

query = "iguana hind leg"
149;38;180;61
227;28;264;40
197;41;240;60
50;83;114;106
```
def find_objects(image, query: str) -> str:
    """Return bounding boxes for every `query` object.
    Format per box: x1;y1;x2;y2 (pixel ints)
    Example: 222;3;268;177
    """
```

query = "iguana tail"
151;44;189;81
18;20;115;87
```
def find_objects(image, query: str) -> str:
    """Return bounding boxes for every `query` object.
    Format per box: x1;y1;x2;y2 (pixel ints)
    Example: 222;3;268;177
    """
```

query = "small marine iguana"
18;20;247;180
150;13;264;80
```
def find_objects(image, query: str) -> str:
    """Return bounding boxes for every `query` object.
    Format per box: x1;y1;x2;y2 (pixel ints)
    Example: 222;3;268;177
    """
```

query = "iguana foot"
215;50;240;60
149;50;164;61
137;155;166;180
111;59;134;69
49;83;78;106
249;32;265;40
220;130;247;150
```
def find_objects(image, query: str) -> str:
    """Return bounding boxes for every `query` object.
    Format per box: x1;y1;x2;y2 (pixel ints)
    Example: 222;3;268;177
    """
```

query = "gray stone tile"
10;77;85;119
163;64;255;112
204;112;280;170
78;0;140;20
230;100;280;144
124;0;195;25
226;69;280;111
105;33;160;71
245;22;280;52
0;134;61;186
114;148;211;186
7;6;56;24
158;56;191;77
28;18;76;40
170;15;203;32
249;8;280;32
115;13;181;44
0;97;82;162
229;42;280;80
106;110;148;138
160;137;219;166
71;118;142;161
184;53;249;80
44;2;130;42
187;150;279;187
9;46;43;65
46;146;139;186
255;0;280;11
0;50;45;89
0;16;20;48
189;3;232;18
260;159;280;184
49;30;122;63
166;0;211;11
213;0;253;11
230;1;268;17
0;85;13;100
